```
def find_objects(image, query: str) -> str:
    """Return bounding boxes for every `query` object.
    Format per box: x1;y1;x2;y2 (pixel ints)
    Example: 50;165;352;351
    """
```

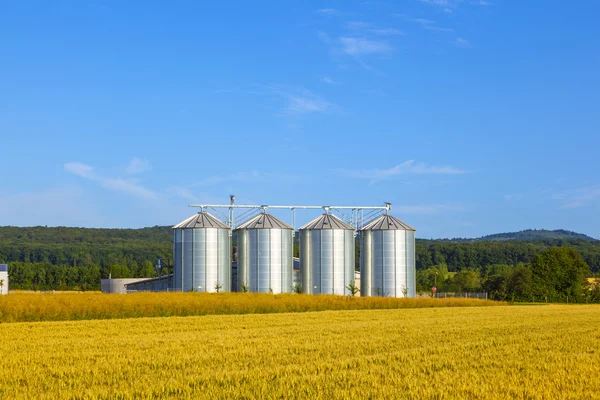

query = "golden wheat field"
1;305;599;399
0;292;501;323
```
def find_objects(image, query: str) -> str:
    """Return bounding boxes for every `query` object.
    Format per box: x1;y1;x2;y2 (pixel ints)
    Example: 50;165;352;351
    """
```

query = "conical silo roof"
360;214;415;231
300;213;354;230
173;212;230;229
236;213;293;230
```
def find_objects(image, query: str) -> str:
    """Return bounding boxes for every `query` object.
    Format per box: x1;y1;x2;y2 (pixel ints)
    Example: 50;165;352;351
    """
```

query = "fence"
432;292;489;300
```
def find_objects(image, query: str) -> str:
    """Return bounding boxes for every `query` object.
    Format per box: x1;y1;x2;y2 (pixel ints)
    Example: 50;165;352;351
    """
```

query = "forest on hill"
0;225;599;296
449;229;597;242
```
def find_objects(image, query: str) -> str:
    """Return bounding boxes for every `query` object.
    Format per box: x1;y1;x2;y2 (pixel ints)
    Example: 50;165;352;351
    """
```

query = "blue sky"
1;1;599;239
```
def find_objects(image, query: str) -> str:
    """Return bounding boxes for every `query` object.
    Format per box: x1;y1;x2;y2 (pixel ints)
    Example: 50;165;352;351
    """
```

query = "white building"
0;264;8;295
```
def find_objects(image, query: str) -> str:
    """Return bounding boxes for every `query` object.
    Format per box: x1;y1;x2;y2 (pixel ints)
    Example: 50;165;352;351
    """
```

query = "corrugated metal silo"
235;213;293;293
173;212;231;292
300;214;355;295
360;214;416;298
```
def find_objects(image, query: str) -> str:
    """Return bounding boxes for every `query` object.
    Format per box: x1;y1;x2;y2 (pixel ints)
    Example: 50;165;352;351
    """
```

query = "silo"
173;212;231;292
360;214;416;298
299;214;355;295
235;213;293;293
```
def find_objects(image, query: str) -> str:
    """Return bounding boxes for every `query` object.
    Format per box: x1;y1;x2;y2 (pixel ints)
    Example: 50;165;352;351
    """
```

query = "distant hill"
447;229;597;243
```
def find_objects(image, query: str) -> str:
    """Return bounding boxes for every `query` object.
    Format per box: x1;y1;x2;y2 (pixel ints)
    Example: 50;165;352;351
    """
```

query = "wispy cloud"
320;21;399;71
65;162;158;200
426;25;454;32
340;37;392;56
125;157;151;175
411;17;435;24
370;28;404;36
170;170;300;202
454;37;470;46
419;0;456;6
552;187;600;209
65;162;94;179
257;84;338;115
336;160;466;183
316;8;341;16
504;194;524;201
347;21;371;30
287;95;333;114
394;14;453;33
321;76;338;85
418;0;472;9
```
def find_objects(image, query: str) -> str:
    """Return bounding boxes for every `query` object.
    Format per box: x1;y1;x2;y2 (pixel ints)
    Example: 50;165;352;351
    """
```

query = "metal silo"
360;214;416;298
300;214;355;295
235;213;293;293
173;212;231;292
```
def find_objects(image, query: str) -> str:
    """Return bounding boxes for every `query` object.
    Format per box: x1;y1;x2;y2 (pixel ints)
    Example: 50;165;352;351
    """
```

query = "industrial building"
100;201;416;297
0;264;8;295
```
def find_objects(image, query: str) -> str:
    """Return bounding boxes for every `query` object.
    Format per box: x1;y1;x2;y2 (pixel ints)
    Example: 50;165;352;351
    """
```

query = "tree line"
1;226;599;297
417;247;599;303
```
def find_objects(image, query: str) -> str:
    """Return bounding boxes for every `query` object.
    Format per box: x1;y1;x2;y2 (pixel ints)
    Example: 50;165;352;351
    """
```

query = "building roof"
235;213;293;230
300;213;354;230
173;212;230;229
360;214;416;231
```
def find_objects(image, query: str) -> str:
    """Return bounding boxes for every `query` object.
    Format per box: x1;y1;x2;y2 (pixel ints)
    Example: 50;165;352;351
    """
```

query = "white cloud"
504;194;524;201
411;18;435;25
345;20;403;36
454;38;470;46
426;26;455;32
347;21;370;30
370;28;404;36
316;8;341;16
418;0;466;8
337;160;466;183
262;84;338;115
552;187;600;209
419;0;454;5
64;162;158;200
64;162;94;179
395;14;455;33
100;178;157;200
170;187;199;201
286;96;329;113
321;76;338;85
125;157;151;175
340;37;392;56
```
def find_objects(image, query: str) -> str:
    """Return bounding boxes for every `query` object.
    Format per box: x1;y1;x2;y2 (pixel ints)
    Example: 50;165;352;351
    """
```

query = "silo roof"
173;212;230;229
236;213;293;230
300;213;355;230
360;214;416;231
